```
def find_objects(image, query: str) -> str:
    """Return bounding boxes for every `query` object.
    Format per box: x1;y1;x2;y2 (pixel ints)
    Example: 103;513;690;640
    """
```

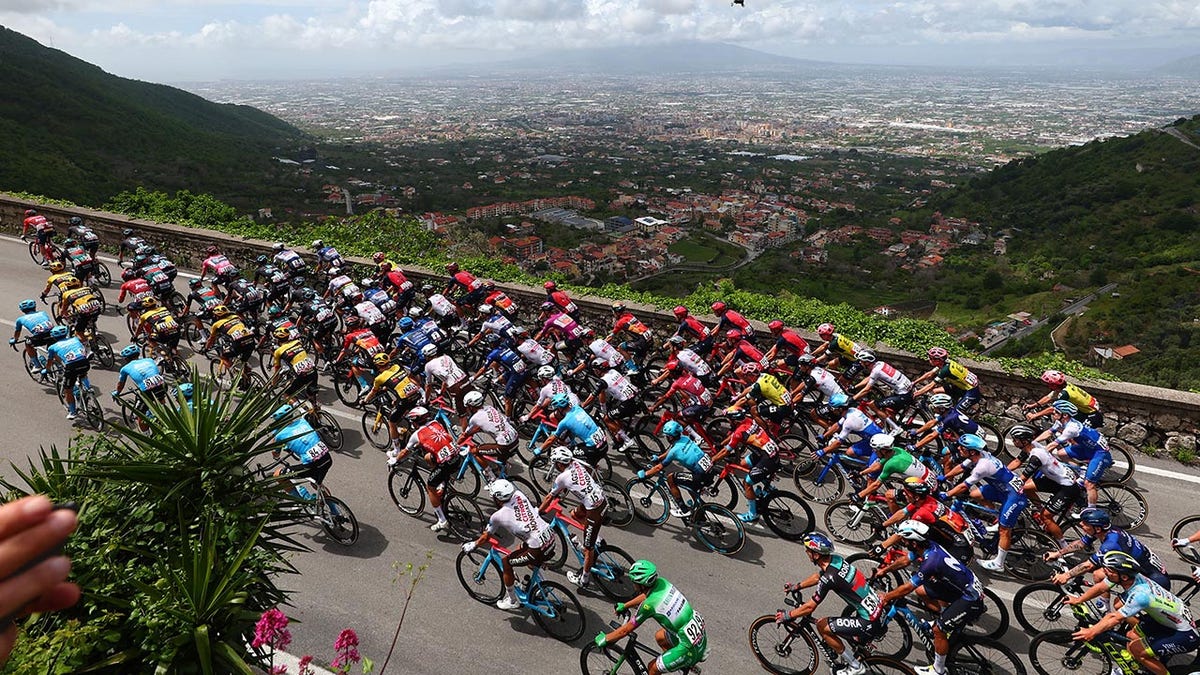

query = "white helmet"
273;242;285;252
895;520;929;541
537;365;556;380
478;304;493;314
487;479;515;502
421;343;438;358
929;393;953;409
869;433;895;451
549;446;574;465
312;239;324;248
408;307;422;318
405;406;430;421
329;266;342;276
463;391;485;408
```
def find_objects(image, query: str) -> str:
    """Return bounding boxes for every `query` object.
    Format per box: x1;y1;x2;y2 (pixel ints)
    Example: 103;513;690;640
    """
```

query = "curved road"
0;234;1194;673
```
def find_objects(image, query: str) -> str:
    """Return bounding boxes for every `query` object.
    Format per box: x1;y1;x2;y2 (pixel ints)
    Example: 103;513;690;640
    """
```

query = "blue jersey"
365;288;396;313
15;312;54;338
937;408;979;436
274;418;329;465
486;346;527;375
481;313;516;341
1085;528;1163;574
909;542;981;602
1053;419;1108;460
962;452;1022;496
554;405;606;448
316;246;343;266
397;327;434;353
414;319;444;344
47;337;88;366
119;358;165;391
662;436;709;474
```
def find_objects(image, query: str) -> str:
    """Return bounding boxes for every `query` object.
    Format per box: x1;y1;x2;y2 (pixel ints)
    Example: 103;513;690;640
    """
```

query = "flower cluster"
331;629;362;673
252;608;292;652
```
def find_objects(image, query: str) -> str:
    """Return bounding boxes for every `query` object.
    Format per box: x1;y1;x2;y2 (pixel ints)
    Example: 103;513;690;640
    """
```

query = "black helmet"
68;216;83;227
123;228;134;236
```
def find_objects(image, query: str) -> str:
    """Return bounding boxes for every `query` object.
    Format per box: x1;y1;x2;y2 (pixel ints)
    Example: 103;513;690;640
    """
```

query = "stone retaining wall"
4;195;1197;459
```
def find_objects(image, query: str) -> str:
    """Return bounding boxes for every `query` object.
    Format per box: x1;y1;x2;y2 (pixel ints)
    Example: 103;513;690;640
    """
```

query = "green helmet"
628;560;658;587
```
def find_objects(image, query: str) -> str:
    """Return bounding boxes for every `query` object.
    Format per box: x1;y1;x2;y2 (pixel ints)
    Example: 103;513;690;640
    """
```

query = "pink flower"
331;629;361;672
298;655;315;675
269;666;288;675
251;608;292;652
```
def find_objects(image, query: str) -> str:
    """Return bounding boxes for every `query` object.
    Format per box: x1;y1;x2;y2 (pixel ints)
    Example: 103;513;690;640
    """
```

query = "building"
605;216;636;233
634;216;668;234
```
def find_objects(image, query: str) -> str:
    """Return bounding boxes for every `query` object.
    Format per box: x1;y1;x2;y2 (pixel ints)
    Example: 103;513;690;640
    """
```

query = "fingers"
0;496;56;542
0;556;74;628
0;500;77;580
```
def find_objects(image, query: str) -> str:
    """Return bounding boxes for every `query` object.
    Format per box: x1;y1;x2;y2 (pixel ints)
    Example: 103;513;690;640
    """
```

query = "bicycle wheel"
448;463;481;500
629;429;665;471
685;472;738;511
844;553;906;595
1005;527;1057;581
823;499;883;546
948;637;1027;675
28;240;44;265
388;466;426;516
321;496;359;545
761;491;815;541
166;292;187;316
601;479;634;527
508;475;542;503
1027;629;1110;675
314;411;344;451
456;548;505;604
333;369;363;408
1172;515;1200;565
747;614;819;675
95;262;112;287
976;420;1008;461
1094;482;1147;530
80;390;106;431
962;588;1009;641
526;453;557;494
1101;440;1135;485
579;642;627;675
92;335;115;368
1168;575;1200;620
360;409;392;450
1013;583;1075;635
185;323;210;352
862;656;916;675
443;492;485;542
691;503;745;556
626;478;669;525
529;580;586;642
592;544;636;601
792;462;845;504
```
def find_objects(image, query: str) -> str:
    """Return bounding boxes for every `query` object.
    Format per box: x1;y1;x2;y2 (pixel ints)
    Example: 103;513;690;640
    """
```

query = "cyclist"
442;261;486;311
943;433;1029;572
877;520;986;675
580;358;640;453
20;209;56;263
460;390;520;470
1006;423;1078;547
763;319;810;364
512;326;556;371
714;329;767;379
293;289;339;362
538;393;609;468
609;302;655;364
638;420;724;518
849;349;913;432
10;299;56;372
58;280;102;340
471;334;530;419
818;393;885;461
857;433;936;513
117;267;153;307
312;239;344;275
646;370;714;437
118;228;147;264
203;305;258;386
325;266;359;304
523;366;579;424
711;301;754;341
1041;399;1112;509
470;304;518;347
774;533;882;675
335;315;386;392
579;329;627;372
1066;551;1199;675
809;323;861;374
535;303;587;358
422;344;469;412
183;278;223;332
388;407;458;533
362;278;400;325
39;261;75;304
910;393;980;463
253;254;291;305
44;326;91;420
594;560;708;675
653;336;716;389
1027;369;1103;428
199;245;239;290
422;284;460;328
362;353;425;453
880;476;975;563
539;445;608;589
721;407;781;523
788;354;846;420
269;327;320;411
270;404;333;491
912;347;983;413
271;242;308;278
671;305;714;356
727;362;792;434
60;238;97;285
134;297;182;360
66;217;99;258
225;275;266;322
377;262;415;308
462;479;557;610
542;280;579;318
112;345;167;431
348;288;389;342
1047;507;1170;590
480;281;517;320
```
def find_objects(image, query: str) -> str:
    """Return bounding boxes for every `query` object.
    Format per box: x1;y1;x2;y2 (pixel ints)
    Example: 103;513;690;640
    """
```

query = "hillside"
1157;54;1200;77
0;26;307;205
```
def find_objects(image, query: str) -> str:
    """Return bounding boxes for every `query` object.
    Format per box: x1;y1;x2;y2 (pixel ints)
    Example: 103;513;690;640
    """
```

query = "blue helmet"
958;433;986;453
662;420;684;438
802;532;835;555
18;299;36;312
398;317;414;331
120;345;140;359
828;393;850;408
177;383;194;399
1079;507;1111;528
1052;400;1079;416
49;326;69;340
272;404;293;420
550;392;571;410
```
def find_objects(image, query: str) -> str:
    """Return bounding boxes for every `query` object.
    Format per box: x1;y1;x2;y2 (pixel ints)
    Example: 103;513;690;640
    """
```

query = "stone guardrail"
3;194;1197;457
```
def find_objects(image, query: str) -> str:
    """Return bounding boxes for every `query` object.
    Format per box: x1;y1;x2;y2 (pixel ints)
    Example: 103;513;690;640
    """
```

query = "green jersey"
879;448;932;484
638;578;707;650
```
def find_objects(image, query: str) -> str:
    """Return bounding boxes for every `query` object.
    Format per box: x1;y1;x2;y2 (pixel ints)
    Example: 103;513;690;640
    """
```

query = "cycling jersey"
805;366;844;400
468;406;518;446
661;436;712;475
364;288;398;316
14;312;54;340
903;496;973;541
1023;442;1076;486
588;338;624;367
554;406;607;449
118;278;152;303
515;337;555;367
542;312;586;342
826;333;861;360
729;419;777;457
63;245;92;267
835;408;883;447
728;340;767;368
256;264;288;286
866;361;912;395
118;358;166;392
298;298;337;326
273;249;305;273
484;289;515;314
273;340;316;376
48;337;88;367
936;408;979;438
485;346;527;375
774;329;809;356
1083;528;1165;579
448;270;483;294
668;349;712;378
750;373;791;407
23;214;52;233
342;328;384;356
275;418;329;465
909;542;982;602
65;289;102;317
141;307;179;336
961;451;1029;527
675;317;710;341
212;316;255;344
667;374;712;407
353;300;385;326
315;245;343;267
327;274;356;297
46;272;77;292
878;448;933;485
547;289;577;315
812;554;884;621
537;378;579;408
632;578;707;665
201;254;236;278
598;369;638;402
1057;383;1099;414
428;293;457;318
478;313;514;341
550;459;606;510
227;278;263;304
487;490;554;548
717;309;752;335
936;360;979;392
373;365;422;401
424;355;467;389
1052;419;1108;460
1116;575;1196;632
188;287;223;313
612;312;652;338
406;421;456;464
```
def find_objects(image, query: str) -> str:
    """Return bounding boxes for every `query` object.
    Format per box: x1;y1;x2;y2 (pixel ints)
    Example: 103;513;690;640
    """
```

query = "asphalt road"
0;234;1195;674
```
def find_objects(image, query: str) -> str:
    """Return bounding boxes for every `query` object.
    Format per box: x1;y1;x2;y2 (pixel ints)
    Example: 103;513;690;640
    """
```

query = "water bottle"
296;485;313;501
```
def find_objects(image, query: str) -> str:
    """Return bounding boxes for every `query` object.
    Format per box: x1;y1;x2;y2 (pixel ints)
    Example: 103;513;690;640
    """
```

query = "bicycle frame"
806;451;871;490
470;540;558;620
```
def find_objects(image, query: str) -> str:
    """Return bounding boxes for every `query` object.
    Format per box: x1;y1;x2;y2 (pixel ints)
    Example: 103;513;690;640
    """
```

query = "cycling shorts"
1137;621;1200;658
507;538;556;568
826;616;887;644
152;330;181;350
222;339;256;361
285;370;319;398
680;404;711;423
61;361;90;389
655;632;708;673
475;439;519;464
978;483;1028;528
577;503;605;550
622;335;651;358
294;452;333;486
937;597;985;634
878;391;913;412
1084;450;1113;483
427;460;457;491
28;333;54;349
746;455;780;485
503;370;529;398
952;388;981;413
36;230;53;246
386;397;422;426
677;468;717;495
606;398;640;421
1032;475;1081;515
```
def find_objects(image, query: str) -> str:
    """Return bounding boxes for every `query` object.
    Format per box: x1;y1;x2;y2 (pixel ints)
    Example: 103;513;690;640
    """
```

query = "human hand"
1173;538;1191;548
593;632;607;648
461;541;476;554
775;610;788;625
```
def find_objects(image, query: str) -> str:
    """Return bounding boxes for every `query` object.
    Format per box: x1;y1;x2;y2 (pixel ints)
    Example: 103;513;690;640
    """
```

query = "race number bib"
695;454;713;473
682;614;706;646
588;428;607;447
293;357;315;374
143;374;166;390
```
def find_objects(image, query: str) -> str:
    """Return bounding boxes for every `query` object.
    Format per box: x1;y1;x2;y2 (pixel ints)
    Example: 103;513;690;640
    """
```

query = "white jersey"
867;361;912;395
354;300;385;326
551;459;606;510
468;406;518;446
327;275;354;296
516;337;555;367
274;249;304;269
675;349;712;377
487;490;554;548
482;314;514;337
1026;442;1077;487
537;378;579;408
601;369;638;402
835;407;875;444
424;354;466;388
588;338;624;368
808;366;844;400
428;293;457;318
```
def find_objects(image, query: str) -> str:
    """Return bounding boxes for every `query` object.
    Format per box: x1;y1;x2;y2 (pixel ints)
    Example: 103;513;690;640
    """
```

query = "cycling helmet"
512;326;529;337
796;354;816;365
62;238;76;247
123;228;134;237
550;392;571;410
854;349;876;363
539;301;556;312
957;433;986;454
372;352;391;367
589;357;608;370
487;479;515;502
903;475;931;497
405;406;431;421
928;393;953;410
482;281;495;290
177;382;194;399
896;520;930;541
267;304;284;318
672;306;688;319
312;239;324;248
62;276;82;290
869;433;895;451
537;365;556;380
828;393;850;408
483;332;501;345
627;560;658;587
549;446;574;465
120;344;140;359
421;344;438;359
329;266;343;277
343;314;362;327
121;269;138;282
398;317;415;331
739;362;761;376
927;347;949;362
48;261;65;272
668;335;685;346
24;209;36;216
140;297;158;309
272;326;291;341
356;278;371;290
211;305;231;318
725;329;742;341
18;299;36;312
290;277;305;287
1008;424;1037;443
724;406;747;421
272;242;285;252
662;420;684;438
711;301;726;313
255;254;269;265
302;289;317;301
206;245;219;255
611;302;626;313
1041;370;1067;387
464;391;485;408
768;320;784;333
188;278;202;288
1052;400;1078;416
445;262;459;273
801;532;834;555
372;252;386;263
1079;507;1111;528
817;323;835;339
478;304;493;315
1100;550;1140;576
543;281;557;291
49;326;68;340
408;307;422;318
68;216;83;227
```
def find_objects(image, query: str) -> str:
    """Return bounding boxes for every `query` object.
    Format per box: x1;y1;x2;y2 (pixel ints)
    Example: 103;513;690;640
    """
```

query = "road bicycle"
1003;420;1136;484
823;492;896;547
524;455;634;527
540;497;638;600
256;459;358;545
747;587;915;674
581;616;706;675
791;446;874;504
883;596;1027;674
521;409;615;480
386;454;485;543
56;375;105;430
944;497;1059;580
624;471;746;555
80;324;114;369
455;536;586;642
24;235;62;267
11;339;59;385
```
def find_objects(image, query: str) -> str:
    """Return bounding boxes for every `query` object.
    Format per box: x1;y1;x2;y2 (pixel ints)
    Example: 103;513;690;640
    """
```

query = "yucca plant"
2;372;307;674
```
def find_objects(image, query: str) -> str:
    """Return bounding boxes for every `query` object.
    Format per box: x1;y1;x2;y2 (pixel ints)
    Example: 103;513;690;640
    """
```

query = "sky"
2;0;1199;81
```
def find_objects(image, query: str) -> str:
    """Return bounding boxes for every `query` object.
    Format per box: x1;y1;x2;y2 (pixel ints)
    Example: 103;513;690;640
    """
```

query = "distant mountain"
0;26;306;204
480;41;823;75
1157;54;1200;77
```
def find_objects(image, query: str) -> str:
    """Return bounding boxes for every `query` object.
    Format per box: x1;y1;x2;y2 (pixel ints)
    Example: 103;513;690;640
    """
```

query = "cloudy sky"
3;0;1199;81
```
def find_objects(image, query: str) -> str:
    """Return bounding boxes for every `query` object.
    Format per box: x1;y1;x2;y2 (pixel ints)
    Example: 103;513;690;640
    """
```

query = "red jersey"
118;278;152;302
729;419;776;454
342;328;383;356
775;329;810;356
668;374;712;406
548;290;577;314
721;310;752;333
383;269;412;294
411;421;456;464
904;495;969;534
730;340;767;366
450;270;482;292
22;215;52;234
613;312;651;337
677;316;710;341
486;289;516;313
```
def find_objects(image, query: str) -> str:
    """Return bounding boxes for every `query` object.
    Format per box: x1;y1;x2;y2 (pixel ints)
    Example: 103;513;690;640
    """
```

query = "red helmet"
817;323;835;339
672;306;689;319
445;262;459;273
544;281;557;291
206;245;219;255
24;209;36;217
725;329;742;341
927;347;949;363
372;252;386;263
1041;370;1067;387
768;320;784;333
711;301;726;313
739;362;761;375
